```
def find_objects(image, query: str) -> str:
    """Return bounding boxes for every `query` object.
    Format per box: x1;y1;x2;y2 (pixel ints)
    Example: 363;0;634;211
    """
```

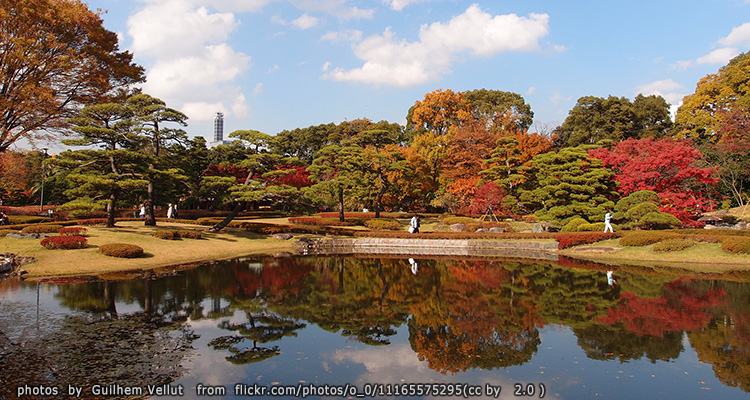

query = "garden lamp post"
40;148;48;213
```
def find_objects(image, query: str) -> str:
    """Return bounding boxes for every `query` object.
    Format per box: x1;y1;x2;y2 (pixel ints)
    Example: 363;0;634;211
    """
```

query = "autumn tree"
407;89;470;137
589;137;718;223
553;95;672;148
127;94;189;226
675;52;750;143
58;103;147;227
0;0;144;152
0;151;33;204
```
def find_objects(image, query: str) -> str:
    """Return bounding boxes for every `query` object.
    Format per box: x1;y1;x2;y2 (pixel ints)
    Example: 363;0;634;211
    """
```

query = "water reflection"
1;256;750;399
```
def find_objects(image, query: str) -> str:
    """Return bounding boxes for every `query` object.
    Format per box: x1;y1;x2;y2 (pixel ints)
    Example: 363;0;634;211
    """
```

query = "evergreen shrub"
637;212;682;230
153;230;179;240
98;243;144;258
442;216;477;225
561;217;588;232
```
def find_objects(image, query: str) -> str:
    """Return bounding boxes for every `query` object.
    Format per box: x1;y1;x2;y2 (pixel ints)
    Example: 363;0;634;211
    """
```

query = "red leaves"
40;235;87;249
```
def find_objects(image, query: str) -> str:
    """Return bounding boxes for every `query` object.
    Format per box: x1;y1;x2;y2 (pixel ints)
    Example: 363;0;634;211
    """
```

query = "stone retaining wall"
310;238;558;260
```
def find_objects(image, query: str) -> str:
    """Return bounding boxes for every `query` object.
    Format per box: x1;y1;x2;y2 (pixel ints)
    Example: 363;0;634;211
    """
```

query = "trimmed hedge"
21;224;64;234
352;230;558;240
652;238;697;252
77;218;108;226
441;216;477;225
620;231;678;246
561;217;588;232
40;235;87;250
364;218;401;230
287;217;360;226
176;229;202;239
721;237;750;254
556;232;620;249
0;229;18;238
57;227;88;236
98;243;144;258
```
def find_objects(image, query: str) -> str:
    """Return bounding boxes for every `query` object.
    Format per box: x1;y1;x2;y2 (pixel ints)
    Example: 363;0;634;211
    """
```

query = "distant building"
208;112;232;148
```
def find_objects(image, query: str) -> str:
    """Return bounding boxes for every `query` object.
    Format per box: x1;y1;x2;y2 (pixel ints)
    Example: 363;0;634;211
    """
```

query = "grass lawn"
1;221;300;279
559;238;750;273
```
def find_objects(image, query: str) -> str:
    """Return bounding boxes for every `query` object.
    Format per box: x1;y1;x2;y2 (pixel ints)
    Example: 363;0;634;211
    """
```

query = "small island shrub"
21;224;64;234
176;230;202;239
620;231;677;246
721;237;750;254
98;243;144;258
364;218;401;230
561;217;588;232
652;238;697;252
40;235;87;250
153;230;179;240
57;227;87;236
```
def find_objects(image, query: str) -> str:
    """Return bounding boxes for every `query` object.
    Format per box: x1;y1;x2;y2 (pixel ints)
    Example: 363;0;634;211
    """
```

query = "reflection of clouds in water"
328;343;531;400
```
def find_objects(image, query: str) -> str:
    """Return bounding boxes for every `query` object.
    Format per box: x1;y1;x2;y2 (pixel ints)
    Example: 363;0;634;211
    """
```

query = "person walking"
139;204;146;219
167;203;174;219
604;209;614;233
409;214;420;234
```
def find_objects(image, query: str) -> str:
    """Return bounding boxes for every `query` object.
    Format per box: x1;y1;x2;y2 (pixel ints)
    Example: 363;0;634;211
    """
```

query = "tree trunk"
106;191;118;228
144;167;156;226
209;171;253;232
338;186;345;222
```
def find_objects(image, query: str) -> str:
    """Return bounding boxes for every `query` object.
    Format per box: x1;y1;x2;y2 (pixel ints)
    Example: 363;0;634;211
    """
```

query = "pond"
1;255;749;400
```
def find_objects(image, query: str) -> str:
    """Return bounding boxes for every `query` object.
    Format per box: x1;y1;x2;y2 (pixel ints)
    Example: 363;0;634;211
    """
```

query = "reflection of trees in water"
209;311;306;365
574;323;683;363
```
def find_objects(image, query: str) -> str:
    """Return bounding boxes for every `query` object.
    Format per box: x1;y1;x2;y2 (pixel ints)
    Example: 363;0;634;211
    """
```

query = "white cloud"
322;61;332;72
549;91;572;105
527;86;537;95
321;29;363;42
127;1;253;123
128;2;238;58
383;0;432;11
696;47;740;64
718;22;750;46
292;13;320;29
290;0;374;20
674;22;748;69
324;5;550;86
253;83;264;96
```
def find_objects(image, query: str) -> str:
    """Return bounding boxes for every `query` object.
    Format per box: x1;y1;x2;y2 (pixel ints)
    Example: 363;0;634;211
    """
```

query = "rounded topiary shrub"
561;217;588;232
442;216;476;225
40;235;87;250
98;243;144;258
21;224;64;234
721;237;750;254
637;212;682;230
153;230;178;240
364;218;402;230
620;231;677;246
624;202;660;222
176;230;202;239
652;238;696;252
577;222;609;232
57;227;88;236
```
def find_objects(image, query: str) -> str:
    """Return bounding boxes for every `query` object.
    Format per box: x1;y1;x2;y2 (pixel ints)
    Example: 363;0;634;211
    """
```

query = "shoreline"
2;221;750;280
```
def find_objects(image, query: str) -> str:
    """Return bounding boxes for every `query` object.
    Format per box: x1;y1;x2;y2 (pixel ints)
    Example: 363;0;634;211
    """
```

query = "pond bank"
308;237;559;260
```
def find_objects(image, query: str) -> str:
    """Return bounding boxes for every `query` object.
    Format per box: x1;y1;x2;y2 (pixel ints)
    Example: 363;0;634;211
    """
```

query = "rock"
488;227;505;233
737;221;748;230
6;232;39;239
475;228;486;233
532;223;544;233
704;224;717;230
273;252;293;258
450;223;467;232
273;233;294;240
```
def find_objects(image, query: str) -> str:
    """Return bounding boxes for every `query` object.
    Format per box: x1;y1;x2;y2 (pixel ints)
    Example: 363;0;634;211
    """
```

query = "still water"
0;256;749;400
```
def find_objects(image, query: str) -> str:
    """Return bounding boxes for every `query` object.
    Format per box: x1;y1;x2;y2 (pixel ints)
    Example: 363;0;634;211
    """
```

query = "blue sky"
77;0;750;144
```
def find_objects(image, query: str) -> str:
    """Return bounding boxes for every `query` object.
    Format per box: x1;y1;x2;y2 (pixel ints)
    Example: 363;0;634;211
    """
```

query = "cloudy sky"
83;0;750;142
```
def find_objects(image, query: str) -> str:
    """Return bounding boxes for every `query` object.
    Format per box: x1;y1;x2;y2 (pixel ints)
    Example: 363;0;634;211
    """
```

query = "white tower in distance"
208;112;231;148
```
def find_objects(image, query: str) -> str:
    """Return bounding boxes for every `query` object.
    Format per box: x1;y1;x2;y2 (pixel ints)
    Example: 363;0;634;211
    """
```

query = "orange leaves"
410;89;471;136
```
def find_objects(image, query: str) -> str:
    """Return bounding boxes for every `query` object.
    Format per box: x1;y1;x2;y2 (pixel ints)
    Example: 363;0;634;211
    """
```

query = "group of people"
135;203;179;219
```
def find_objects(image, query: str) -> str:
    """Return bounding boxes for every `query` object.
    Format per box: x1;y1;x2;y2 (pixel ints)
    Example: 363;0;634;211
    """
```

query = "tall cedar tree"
0;0;144;152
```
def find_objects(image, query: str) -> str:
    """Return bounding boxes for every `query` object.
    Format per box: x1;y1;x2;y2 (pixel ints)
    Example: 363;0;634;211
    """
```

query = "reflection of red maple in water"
598;279;726;337
226;258;313;297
